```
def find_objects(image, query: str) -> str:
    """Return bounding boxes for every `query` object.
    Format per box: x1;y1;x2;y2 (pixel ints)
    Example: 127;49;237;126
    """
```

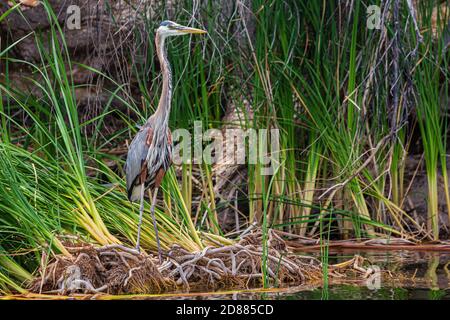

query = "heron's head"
156;20;207;37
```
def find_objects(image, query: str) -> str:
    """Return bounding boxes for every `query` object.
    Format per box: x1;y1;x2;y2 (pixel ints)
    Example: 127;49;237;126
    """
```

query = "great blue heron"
126;20;206;262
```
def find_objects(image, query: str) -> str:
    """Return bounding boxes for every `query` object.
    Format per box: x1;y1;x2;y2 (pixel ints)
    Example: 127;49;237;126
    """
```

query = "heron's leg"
135;184;145;252
149;187;162;263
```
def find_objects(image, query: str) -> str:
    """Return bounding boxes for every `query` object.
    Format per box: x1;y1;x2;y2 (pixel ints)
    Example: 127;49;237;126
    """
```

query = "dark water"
150;251;450;300
311;250;450;300
283;284;450;300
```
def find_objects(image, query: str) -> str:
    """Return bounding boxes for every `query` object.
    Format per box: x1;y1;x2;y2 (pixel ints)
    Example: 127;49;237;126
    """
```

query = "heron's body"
125;20;206;261
126;120;172;202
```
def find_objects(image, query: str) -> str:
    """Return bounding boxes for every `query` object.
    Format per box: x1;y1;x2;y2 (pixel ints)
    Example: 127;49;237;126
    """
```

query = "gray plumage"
124;20;206;259
126;118;172;202
125;22;174;202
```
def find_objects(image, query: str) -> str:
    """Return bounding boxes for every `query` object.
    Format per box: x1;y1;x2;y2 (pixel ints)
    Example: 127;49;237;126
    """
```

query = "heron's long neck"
154;33;172;126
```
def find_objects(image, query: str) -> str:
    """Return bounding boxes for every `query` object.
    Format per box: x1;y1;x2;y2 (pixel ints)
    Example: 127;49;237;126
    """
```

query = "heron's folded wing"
125;127;152;200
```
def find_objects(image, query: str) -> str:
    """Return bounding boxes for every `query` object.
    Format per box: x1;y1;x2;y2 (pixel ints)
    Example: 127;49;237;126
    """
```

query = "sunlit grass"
0;0;449;294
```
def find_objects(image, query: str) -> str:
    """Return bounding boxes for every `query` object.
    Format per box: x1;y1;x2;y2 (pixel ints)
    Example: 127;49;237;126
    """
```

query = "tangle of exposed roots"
162;229;323;289
30;229;374;295
30;244;175;295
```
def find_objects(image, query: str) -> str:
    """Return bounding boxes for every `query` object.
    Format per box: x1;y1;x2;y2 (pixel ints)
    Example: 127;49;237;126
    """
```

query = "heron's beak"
176;26;207;34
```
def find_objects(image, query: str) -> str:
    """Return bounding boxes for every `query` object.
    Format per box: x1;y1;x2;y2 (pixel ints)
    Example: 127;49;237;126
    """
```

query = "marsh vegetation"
0;0;449;298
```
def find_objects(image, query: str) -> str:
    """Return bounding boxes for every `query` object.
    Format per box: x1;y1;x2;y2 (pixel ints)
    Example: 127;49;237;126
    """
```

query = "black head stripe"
160;20;173;27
